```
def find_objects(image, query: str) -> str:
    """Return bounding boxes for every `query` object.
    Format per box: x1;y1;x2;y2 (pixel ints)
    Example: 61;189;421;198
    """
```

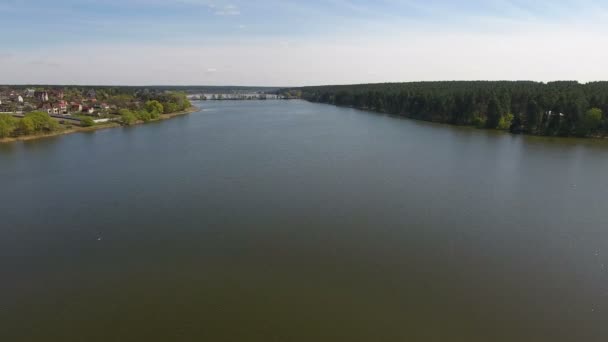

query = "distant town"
0;86;196;141
0;85;304;142
1;88;113;118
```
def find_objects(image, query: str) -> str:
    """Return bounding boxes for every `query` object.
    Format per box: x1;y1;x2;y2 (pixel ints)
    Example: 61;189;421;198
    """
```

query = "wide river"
1;100;608;341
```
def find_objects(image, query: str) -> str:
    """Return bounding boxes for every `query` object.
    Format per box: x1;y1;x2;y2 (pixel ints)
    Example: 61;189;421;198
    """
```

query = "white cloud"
214;4;240;15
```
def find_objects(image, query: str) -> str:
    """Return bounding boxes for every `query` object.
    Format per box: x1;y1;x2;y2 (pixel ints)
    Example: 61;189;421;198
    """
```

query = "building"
35;91;49;102
17;96;24;103
56;101;68;114
52;89;64;100
71;103;83;112
24;89;36;97
93;103;110;111
82;106;95;115
40;103;54;114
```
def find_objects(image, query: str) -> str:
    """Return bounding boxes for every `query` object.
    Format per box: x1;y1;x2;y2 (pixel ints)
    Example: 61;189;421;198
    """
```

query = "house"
0;103;12;112
86;89;96;99
17;96;24;103
93;102;109;110
52;89;64;99
39;103;54;114
35;91;49;102
71;102;83;112
56;101;68;114
82;106;95;115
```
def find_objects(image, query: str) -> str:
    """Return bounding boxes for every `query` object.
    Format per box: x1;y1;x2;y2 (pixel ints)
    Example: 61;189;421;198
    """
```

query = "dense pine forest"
282;81;608;137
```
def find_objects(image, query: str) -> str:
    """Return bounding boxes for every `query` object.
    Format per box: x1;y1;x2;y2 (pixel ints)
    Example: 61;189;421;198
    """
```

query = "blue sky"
1;0;608;85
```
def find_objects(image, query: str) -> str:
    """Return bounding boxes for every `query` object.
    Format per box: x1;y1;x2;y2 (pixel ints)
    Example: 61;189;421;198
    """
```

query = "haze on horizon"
1;0;608;86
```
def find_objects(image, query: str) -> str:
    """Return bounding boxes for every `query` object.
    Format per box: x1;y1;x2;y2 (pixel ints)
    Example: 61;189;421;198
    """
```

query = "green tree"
497;113;514;130
526;100;542;133
472;116;486;129
109;94;135;109
577;108;603;137
486;97;502;129
145;100;164;115
24;111;58;132
0;114;17;138
119;109;137;125
19;117;35;135
80;117;95;127
136;110;152;122
163;102;179;114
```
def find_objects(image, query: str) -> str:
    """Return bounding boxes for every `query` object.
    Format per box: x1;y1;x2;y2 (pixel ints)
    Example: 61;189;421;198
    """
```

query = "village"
0;87;116;125
0;86;194;141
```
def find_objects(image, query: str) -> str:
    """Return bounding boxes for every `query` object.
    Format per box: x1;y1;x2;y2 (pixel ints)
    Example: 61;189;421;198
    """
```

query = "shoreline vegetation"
0;106;198;144
0;106;200;144
280;81;608;139
0;88;195;144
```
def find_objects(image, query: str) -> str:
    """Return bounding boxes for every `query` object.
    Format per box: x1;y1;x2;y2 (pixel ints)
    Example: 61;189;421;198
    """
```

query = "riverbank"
0;106;199;144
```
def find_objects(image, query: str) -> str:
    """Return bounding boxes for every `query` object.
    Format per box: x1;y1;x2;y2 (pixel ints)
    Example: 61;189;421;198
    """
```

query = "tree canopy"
0;114;17;138
16;111;58;134
119;109;137;125
80;117;95;127
281;81;608;137
145;100;164;115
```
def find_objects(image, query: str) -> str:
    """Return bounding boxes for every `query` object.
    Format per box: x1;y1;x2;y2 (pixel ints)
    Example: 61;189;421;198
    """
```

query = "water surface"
1;100;608;341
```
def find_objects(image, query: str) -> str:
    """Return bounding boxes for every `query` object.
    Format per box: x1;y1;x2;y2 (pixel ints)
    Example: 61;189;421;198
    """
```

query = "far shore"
0;106;199;144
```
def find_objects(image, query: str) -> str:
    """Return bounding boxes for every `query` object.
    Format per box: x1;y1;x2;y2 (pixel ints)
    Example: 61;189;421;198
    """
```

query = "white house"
82;106;95;115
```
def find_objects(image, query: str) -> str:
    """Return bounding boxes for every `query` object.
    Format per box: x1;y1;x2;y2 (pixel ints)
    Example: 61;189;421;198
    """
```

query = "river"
1;100;607;341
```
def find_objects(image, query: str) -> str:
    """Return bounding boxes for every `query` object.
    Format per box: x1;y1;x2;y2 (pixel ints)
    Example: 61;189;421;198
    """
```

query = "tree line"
282;81;608;137
0;112;59;138
119;93;192;126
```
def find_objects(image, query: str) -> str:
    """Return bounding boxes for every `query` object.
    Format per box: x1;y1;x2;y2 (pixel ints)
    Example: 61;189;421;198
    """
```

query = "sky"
1;0;608;86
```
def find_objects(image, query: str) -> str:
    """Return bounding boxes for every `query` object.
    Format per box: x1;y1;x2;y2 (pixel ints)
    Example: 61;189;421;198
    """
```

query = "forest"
283;81;608;137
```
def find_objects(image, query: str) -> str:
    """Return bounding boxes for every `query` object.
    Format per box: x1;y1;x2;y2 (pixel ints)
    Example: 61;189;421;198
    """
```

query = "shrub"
24;111;58;132
472;116;487;129
120;109;137;125
145;100;164;115
19;117;35;134
136;110;152;122
80;117;95;127
0;114;17;138
498;113;514;130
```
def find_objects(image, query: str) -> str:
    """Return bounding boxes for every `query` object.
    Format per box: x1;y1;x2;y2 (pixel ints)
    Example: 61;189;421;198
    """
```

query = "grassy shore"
0;106;199;144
